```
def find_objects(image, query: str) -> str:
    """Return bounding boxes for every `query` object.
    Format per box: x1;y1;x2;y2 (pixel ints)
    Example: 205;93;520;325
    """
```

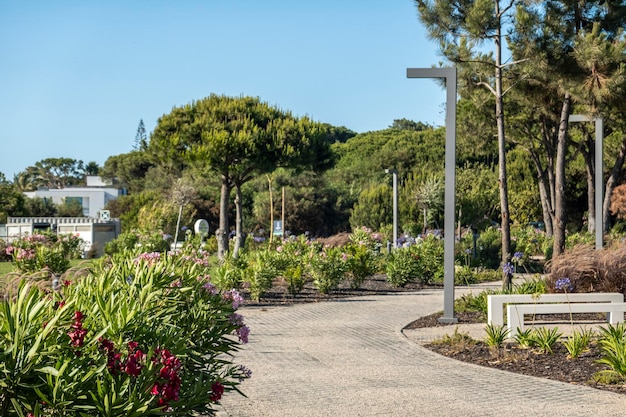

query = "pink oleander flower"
236;325;250;344
223;289;244;309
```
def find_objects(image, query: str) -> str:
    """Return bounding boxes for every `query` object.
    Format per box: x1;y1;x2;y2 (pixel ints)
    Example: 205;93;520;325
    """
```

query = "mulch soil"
241;275;626;396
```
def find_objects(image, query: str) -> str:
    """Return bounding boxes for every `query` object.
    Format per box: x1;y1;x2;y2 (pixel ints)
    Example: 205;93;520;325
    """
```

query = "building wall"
24;187;121;218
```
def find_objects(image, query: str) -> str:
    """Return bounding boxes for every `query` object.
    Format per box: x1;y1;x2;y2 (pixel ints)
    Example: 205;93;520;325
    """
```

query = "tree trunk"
495;15;512;290
529;149;554;237
217;176;231;261
603;134;626;233
553;94;572;258
232;184;244;258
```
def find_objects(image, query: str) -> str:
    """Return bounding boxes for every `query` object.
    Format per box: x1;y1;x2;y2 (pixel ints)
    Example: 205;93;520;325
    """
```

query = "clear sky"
0;0;446;179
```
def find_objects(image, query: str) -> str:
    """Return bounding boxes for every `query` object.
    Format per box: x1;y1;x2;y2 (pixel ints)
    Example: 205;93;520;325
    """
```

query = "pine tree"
134;119;147;151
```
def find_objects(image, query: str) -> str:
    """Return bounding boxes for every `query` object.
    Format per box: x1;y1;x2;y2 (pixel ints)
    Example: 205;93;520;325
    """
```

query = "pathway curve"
216;288;626;417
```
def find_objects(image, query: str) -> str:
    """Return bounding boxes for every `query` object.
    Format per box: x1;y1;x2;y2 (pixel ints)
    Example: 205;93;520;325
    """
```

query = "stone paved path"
216;289;626;417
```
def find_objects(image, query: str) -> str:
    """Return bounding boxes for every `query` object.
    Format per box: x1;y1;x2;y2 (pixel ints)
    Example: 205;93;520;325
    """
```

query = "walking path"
216;284;626;417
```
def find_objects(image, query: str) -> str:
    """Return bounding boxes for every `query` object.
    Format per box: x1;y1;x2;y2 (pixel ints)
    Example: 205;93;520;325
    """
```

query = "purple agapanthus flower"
555;277;574;292
502;262;514;276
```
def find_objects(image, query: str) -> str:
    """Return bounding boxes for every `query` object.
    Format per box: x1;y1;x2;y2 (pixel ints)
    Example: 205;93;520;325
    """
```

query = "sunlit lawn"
0;259;94;286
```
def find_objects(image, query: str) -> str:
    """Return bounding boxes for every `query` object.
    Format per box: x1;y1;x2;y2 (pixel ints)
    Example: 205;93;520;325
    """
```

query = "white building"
4;216;121;257
23;176;123;218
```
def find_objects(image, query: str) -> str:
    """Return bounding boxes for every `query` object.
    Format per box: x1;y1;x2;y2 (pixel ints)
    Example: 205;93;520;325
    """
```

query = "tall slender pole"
282;186;285;238
569;115;604;250
392;171;398;248
407;67;458;323
385;168;399;248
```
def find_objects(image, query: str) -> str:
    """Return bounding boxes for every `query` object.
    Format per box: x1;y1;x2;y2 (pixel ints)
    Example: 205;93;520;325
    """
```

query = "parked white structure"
5;217;121;258
23;176;124;218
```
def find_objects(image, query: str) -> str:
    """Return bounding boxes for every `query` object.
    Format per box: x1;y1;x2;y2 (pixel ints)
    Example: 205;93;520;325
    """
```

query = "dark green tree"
415;0;518;288
26;158;85;189
509;0;626;255
0;173;26;222
134;119;148;151
149;95;334;259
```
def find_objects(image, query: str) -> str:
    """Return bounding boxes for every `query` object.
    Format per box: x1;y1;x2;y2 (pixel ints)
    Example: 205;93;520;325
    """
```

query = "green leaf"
36;366;60;377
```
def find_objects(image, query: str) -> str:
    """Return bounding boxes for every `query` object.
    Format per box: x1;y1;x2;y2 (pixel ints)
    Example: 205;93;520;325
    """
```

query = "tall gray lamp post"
569;115;604;250
407;67;458;323
385;168;399;249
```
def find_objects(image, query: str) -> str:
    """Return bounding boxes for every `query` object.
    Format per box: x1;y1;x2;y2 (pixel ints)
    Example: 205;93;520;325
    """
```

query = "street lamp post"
569;115;604;250
407;67;458;324
385;168;399;249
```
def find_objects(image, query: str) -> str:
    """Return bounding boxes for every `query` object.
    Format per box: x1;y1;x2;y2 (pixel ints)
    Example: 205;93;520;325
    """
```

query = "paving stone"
216;287;626;417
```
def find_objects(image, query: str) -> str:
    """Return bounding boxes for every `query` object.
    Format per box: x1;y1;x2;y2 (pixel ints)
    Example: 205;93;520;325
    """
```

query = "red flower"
73;310;84;321
210;381;224;402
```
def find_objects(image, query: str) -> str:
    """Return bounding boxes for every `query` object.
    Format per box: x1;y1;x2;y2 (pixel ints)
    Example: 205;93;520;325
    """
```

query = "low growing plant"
484;323;510;348
562;327;594;359
309;246;348;294
531;327;562;354
596;322;626;376
513;328;535;349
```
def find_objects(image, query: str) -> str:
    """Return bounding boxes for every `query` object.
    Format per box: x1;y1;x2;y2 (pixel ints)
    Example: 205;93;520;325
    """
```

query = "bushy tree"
149;95;334;259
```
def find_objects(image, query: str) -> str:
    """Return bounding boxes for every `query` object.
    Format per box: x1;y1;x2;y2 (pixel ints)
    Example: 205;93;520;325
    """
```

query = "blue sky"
0;0;446;179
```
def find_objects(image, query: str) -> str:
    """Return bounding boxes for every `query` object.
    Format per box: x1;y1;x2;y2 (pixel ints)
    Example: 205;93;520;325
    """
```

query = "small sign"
273;220;283;237
99;210;110;221
194;219;209;236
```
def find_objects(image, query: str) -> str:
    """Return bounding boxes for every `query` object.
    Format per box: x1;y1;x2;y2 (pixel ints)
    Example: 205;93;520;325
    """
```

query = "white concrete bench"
507;302;626;337
487;293;624;327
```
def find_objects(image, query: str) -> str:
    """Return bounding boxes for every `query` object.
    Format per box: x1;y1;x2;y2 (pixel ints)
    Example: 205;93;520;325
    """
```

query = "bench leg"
507;305;522;338
609;311;625;324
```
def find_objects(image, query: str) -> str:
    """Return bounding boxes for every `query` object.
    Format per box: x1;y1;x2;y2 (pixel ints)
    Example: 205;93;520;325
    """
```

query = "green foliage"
597;323;626;376
484;324;510;348
513;328;536;349
456;163;499;230
565;232;595;249
350;184;392;232
212;255;247;292
530;327;563;354
244;250;280;301
6;233;83;275
455;290;497;316
513;275;548;295
344;227;383;289
385;235;444;287
511;225;548;259
310;246;348;294
432;328;476;350
385;248;422;288
104;229;171;256
454;266;478;286
474;227;502;269
562;328;594;359
0;250;250;416
56;198;85;217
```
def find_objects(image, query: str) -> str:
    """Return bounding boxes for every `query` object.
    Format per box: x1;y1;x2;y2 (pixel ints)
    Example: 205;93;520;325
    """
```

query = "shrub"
309;246;348;294
385;248;422;287
345;227;383;289
6;233;84;275
104;229;171;256
244;251;280;301
475;227;502;269
547;244;626;296
597;322;626;376
0;250;251;416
